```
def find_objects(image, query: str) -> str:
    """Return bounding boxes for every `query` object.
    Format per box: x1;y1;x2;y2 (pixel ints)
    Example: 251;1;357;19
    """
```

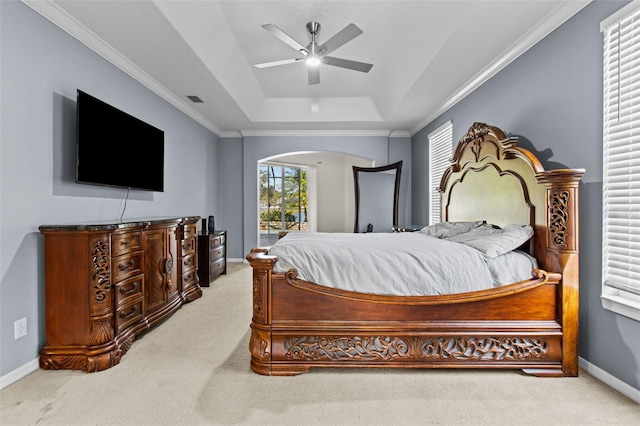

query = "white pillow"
419;221;484;239
448;224;534;259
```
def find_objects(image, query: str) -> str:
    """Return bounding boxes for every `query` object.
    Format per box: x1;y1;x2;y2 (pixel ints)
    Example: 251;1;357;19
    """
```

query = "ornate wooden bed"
246;123;584;377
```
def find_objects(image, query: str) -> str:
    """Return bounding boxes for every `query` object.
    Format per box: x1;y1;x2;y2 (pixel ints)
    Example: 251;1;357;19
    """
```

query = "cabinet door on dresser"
143;226;179;314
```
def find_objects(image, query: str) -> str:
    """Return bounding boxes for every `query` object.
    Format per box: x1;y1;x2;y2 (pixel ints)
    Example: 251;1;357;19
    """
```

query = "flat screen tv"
76;89;164;192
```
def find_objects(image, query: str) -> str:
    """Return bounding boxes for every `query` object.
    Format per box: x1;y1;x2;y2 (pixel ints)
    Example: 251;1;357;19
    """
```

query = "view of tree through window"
259;164;308;245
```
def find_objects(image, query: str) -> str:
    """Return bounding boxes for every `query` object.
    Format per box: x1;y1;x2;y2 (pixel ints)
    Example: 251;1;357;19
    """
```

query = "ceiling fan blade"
308;66;320;85
262;24;308;55
319;23;363;55
322;56;373;73
254;58;303;68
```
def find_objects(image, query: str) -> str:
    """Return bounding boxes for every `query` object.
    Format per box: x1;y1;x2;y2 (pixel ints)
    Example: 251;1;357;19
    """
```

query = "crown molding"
240;129;394;138
219;131;243;139
409;0;592;136
22;0;225;137
389;130;411;138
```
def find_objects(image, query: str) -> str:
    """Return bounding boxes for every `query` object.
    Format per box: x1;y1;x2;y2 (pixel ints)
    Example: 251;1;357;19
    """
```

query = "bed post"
246;248;276;375
539;170;584;377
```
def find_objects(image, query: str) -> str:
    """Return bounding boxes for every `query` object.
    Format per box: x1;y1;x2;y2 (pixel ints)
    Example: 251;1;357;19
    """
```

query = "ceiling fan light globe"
305;55;321;67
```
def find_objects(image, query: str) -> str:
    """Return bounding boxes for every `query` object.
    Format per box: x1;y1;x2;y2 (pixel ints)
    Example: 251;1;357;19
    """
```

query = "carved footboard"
248;249;568;376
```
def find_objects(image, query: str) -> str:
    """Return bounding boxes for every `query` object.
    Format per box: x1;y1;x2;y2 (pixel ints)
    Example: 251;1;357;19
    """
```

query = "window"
428;121;453;225
601;1;640;322
258;163;309;246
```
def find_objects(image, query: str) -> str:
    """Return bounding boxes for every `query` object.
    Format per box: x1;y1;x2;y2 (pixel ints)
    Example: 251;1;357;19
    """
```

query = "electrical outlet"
14;317;27;340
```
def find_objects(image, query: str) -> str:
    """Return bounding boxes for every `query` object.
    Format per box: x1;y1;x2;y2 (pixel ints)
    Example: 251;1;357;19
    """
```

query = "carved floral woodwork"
461;122;491;145
549;190;570;249
91;239;111;304
283;335;548;362
250;328;271;362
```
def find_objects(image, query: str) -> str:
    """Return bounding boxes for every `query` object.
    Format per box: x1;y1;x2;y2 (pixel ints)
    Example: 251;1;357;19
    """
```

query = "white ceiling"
25;0;591;137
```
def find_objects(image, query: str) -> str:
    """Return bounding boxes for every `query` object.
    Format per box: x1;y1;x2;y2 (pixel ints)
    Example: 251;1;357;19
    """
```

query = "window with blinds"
428;121;453;225
601;1;640;321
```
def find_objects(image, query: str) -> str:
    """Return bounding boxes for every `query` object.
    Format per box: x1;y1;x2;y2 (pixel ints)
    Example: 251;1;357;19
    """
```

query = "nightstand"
197;230;226;287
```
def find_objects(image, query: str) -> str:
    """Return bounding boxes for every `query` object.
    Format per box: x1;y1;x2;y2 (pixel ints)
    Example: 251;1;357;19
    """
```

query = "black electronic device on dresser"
198;230;227;287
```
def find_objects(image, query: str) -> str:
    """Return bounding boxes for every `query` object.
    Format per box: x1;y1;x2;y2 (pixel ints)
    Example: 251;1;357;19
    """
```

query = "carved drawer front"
182;269;197;288
182;252;196;271
114;274;144;307
209;246;225;262
114;297;144;335
209;257;225;276
112;251;144;282
182;237;196;255
184;224;197;239
112;231;142;257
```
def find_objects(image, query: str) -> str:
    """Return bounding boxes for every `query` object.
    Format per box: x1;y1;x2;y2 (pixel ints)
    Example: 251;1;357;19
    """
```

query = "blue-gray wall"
0;0;220;377
411;0;640;391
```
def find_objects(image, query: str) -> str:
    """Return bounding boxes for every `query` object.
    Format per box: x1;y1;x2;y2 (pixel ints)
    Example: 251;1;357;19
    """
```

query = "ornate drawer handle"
121;240;130;247
164;258;173;274
119;305;139;319
118;259;135;272
164;257;174;291
119;281;139;295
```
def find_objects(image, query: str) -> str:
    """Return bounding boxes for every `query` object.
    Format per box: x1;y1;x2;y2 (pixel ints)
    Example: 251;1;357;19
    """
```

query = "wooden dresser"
39;216;202;372
197;230;226;287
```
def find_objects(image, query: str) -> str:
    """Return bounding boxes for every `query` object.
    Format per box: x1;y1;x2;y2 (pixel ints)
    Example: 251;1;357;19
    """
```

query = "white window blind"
602;1;640;321
428;121;453;225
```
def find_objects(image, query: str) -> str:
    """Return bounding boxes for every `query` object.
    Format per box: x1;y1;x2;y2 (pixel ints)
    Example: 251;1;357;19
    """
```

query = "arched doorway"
258;151;373;246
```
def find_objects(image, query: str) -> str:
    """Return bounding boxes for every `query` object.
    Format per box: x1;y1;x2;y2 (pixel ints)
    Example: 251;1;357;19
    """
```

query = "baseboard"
0;358;39;390
579;357;640;404
228;258;244;263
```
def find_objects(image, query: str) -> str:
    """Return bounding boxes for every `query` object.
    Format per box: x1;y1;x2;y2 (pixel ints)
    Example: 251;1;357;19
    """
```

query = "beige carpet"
1;262;638;426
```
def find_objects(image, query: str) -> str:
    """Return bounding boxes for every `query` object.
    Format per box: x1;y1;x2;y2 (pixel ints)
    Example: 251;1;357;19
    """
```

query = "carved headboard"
439;123;584;272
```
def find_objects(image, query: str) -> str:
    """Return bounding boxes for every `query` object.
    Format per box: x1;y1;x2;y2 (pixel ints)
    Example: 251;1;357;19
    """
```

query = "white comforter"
269;232;536;296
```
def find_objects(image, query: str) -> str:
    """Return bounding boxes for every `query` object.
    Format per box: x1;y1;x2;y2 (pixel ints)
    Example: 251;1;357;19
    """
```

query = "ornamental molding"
549;190;569;248
284;335;548;362
91;239;111;304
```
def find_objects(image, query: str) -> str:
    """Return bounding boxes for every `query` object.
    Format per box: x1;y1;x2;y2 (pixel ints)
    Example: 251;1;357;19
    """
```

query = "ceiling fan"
254;21;373;85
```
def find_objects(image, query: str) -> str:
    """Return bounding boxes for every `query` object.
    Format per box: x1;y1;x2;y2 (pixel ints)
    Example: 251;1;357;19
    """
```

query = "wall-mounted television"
76;89;164;192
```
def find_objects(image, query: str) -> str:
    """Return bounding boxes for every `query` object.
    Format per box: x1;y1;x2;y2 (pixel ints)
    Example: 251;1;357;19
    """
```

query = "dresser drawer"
114;274;144;307
209;234;224;246
182;269;198;289
112;231;142;257
112;250;144;282
182;252;196;272
183;223;197;239
114;297;144;335
181;236;196;255
209;245;225;262
209;257;225;277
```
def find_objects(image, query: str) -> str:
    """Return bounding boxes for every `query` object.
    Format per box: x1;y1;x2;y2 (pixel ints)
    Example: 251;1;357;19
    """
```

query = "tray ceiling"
24;0;591;136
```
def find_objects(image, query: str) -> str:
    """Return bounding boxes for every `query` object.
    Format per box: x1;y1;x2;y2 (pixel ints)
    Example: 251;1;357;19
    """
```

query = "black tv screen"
76;90;164;192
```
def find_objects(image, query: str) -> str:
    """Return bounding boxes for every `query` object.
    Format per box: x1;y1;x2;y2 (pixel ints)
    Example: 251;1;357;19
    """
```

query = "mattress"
268;231;538;296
